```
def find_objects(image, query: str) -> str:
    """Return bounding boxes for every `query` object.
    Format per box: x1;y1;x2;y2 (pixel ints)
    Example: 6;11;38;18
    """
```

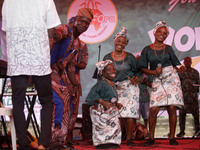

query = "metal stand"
0;76;11;149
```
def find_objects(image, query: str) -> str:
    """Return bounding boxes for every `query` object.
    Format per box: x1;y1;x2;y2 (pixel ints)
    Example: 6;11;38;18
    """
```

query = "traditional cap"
76;8;93;20
153;20;169;35
96;59;113;76
114;27;129;45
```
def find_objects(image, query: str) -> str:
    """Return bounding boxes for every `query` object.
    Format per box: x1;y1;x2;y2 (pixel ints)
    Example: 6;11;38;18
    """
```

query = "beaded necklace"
153;44;165;61
103;77;114;87
113;51;124;71
103;77;118;101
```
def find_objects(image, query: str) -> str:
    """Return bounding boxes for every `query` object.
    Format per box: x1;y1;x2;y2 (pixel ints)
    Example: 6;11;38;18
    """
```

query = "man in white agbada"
2;0;61;149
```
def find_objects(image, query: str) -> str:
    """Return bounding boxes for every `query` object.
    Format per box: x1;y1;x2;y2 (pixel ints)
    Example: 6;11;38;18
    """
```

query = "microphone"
157;63;162;68
157;63;162;79
72;49;78;55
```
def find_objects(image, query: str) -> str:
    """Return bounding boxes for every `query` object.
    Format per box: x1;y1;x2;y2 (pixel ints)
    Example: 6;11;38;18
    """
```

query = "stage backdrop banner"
0;0;200;115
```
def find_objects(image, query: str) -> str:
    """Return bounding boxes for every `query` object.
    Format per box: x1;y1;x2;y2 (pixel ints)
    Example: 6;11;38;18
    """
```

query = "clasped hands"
128;76;140;85
156;66;163;75
100;99;123;110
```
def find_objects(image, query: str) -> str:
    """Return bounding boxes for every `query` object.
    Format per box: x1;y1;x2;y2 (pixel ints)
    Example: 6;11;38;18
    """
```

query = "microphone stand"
97;44;101;81
98;44;101;62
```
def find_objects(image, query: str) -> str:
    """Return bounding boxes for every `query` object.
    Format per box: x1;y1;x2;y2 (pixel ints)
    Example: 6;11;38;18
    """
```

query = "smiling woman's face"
102;64;116;81
114;36;127;52
154;27;168;42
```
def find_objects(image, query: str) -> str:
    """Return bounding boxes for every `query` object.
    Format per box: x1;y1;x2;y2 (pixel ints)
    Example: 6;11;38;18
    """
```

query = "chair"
0;107;17;150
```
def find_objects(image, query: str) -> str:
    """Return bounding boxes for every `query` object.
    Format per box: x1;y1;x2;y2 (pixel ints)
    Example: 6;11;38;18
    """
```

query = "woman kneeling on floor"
85;59;123;149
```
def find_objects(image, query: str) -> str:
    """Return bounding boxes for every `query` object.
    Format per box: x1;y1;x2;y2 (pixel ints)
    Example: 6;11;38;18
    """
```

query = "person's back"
2;0;61;149
2;0;60;76
0;14;7;62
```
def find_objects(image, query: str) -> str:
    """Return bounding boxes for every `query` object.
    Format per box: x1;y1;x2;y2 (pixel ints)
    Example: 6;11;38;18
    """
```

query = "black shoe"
126;140;136;146
170;138;178;145
96;143;120;149
143;138;155;146
49;144;74;150
176;131;185;137
114;144;121;149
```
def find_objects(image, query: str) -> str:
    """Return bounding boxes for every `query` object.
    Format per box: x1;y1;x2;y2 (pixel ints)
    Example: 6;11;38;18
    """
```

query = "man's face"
184;57;192;68
74;16;91;34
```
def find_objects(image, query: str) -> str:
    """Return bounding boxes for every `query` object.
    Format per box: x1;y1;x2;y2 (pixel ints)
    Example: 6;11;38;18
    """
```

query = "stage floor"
72;137;200;150
0;137;200;150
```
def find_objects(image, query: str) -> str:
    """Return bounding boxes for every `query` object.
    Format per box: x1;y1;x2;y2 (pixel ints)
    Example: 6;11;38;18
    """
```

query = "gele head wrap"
96;59;113;75
114;27;129;45
76;8;94;20
153;20;169;36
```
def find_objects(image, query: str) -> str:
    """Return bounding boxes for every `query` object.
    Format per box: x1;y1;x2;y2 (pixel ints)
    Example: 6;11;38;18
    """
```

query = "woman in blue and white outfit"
138;20;184;146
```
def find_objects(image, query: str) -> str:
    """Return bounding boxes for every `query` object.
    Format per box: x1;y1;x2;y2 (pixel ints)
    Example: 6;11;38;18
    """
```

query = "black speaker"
82;103;92;141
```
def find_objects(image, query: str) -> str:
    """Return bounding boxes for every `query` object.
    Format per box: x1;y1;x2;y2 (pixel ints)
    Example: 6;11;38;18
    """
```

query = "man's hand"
72;85;79;104
178;66;187;73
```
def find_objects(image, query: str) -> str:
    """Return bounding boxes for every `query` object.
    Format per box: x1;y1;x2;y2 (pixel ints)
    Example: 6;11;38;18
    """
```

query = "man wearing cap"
49;8;93;148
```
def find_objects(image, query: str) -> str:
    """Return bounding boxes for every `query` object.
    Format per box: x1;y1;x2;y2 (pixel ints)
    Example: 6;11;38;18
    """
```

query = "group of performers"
86;20;199;149
1;0;199;149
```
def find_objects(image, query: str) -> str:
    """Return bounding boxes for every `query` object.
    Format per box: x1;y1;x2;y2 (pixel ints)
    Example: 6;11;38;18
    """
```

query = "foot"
143;138;155;146
176;131;185;137
170;138;178;145
126;140;136;146
95;143;120;149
